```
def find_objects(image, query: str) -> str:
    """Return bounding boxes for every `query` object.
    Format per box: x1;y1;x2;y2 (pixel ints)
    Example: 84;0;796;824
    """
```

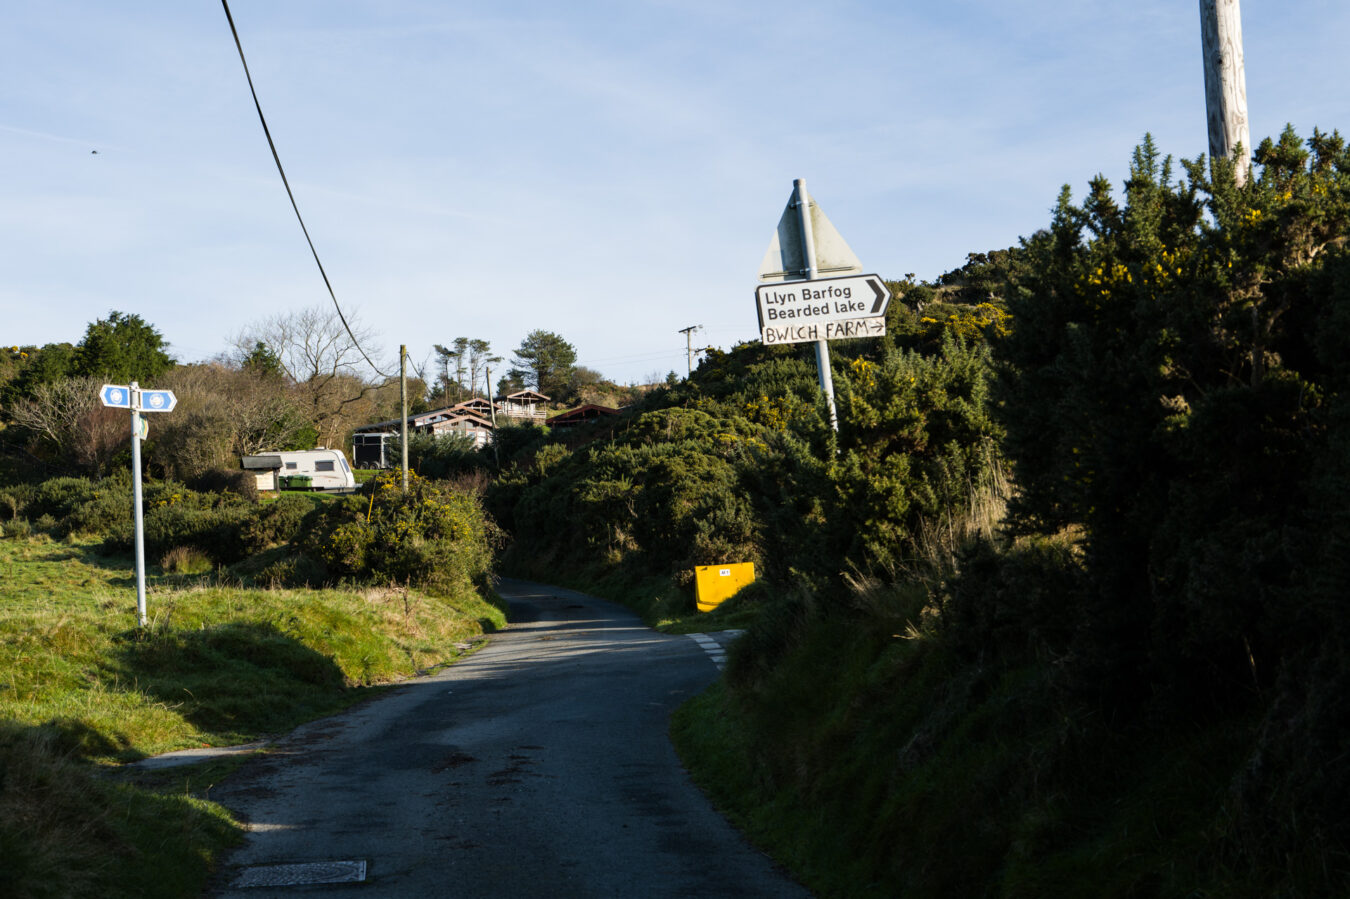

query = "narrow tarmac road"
207;579;809;898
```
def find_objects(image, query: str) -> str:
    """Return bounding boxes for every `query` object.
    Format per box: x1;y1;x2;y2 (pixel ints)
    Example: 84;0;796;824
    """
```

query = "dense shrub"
101;486;252;564
989;129;1350;871
240;493;314;552
187;467;259;503
993;131;1350;694
3;472;275;566
832;335;1003;572
491;423;552;468
505;408;771;579
495;326;1005;596
0;483;35;521
402;431;486;480
26;475;133;536
944;532;1086;663
141;503;252;564
299;471;497;594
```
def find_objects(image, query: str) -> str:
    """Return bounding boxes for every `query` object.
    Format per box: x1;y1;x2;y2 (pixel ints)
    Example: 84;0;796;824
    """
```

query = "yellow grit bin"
694;562;756;612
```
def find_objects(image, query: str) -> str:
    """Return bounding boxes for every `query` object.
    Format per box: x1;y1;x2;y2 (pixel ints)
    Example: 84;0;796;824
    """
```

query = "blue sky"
3;1;1348;386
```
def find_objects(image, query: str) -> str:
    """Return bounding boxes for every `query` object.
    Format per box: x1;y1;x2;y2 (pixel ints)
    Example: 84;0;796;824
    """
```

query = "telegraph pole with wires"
485;363;500;469
1199;0;1251;185
678;325;702;376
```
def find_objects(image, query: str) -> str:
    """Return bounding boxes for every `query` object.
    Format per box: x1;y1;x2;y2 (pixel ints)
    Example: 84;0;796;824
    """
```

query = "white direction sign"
755;273;891;345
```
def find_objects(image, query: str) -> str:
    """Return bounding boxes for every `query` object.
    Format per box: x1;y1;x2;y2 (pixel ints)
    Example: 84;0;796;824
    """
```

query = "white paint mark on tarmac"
687;630;744;669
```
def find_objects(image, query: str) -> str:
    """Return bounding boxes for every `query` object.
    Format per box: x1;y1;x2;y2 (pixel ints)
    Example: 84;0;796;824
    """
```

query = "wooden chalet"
352;398;497;468
428;412;495;448
548;404;620;430
454;396;496;418
496;389;549;423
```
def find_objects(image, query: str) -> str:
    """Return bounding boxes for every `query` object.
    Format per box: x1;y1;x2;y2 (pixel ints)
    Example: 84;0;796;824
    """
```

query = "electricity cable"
220;0;391;380
581;349;688;366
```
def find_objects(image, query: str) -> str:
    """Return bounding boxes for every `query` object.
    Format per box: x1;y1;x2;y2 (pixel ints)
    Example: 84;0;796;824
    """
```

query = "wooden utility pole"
678;325;701;376
486;363;500;469
1199;0;1251;185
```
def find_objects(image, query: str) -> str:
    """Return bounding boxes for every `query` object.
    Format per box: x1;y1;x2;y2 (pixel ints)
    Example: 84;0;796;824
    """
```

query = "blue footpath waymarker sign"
139;389;177;412
100;384;131;408
99;384;177;412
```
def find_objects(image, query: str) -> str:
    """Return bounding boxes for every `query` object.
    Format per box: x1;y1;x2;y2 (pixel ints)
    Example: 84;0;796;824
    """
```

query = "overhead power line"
582;348;687;367
219;0;391;380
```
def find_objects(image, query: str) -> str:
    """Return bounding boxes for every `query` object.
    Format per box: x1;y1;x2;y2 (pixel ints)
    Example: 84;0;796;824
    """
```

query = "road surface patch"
130;740;269;769
232;859;367;888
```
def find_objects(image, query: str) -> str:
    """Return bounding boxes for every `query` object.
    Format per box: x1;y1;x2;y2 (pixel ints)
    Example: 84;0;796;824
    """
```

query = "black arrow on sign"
868;276;889;315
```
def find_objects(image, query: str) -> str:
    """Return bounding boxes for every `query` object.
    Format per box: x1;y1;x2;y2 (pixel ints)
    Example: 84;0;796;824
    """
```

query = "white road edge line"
688;634;730;668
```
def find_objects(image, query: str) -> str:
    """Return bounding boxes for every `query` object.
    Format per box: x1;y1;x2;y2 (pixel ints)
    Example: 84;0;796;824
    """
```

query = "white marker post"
101;381;177;627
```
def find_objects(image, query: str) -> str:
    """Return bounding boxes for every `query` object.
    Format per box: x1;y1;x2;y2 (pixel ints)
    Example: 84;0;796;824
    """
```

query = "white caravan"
241;448;357;492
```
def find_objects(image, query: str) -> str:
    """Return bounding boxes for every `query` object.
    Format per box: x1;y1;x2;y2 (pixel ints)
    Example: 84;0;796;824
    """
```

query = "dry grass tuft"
160;545;212;575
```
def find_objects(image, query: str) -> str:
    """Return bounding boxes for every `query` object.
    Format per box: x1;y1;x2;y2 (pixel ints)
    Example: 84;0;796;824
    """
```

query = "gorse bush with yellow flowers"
500;408;768;579
507;129;1350;897
2;473;256;563
831;334;1002;573
954;127;1350;880
491;292;1007;601
982;130;1350;694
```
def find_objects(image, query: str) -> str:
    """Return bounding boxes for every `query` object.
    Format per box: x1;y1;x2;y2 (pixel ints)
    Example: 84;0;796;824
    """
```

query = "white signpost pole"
129;381;148;628
101;381;175;628
795;179;839;433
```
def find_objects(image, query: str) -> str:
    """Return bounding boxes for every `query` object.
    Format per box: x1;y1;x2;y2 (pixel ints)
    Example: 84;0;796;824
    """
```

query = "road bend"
207;578;809;898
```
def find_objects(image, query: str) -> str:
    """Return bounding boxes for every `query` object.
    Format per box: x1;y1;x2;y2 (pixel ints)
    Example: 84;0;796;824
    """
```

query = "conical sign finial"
757;182;863;283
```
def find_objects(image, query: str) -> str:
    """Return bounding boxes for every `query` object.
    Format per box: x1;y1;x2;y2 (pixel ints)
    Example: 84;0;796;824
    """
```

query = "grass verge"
670;594;1287;898
0;533;505;897
0;722;240;899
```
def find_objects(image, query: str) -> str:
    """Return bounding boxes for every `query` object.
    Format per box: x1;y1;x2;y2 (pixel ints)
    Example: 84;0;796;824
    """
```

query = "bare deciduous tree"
467;339;501;398
233;305;391;448
144;363;320;479
9;376;128;476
